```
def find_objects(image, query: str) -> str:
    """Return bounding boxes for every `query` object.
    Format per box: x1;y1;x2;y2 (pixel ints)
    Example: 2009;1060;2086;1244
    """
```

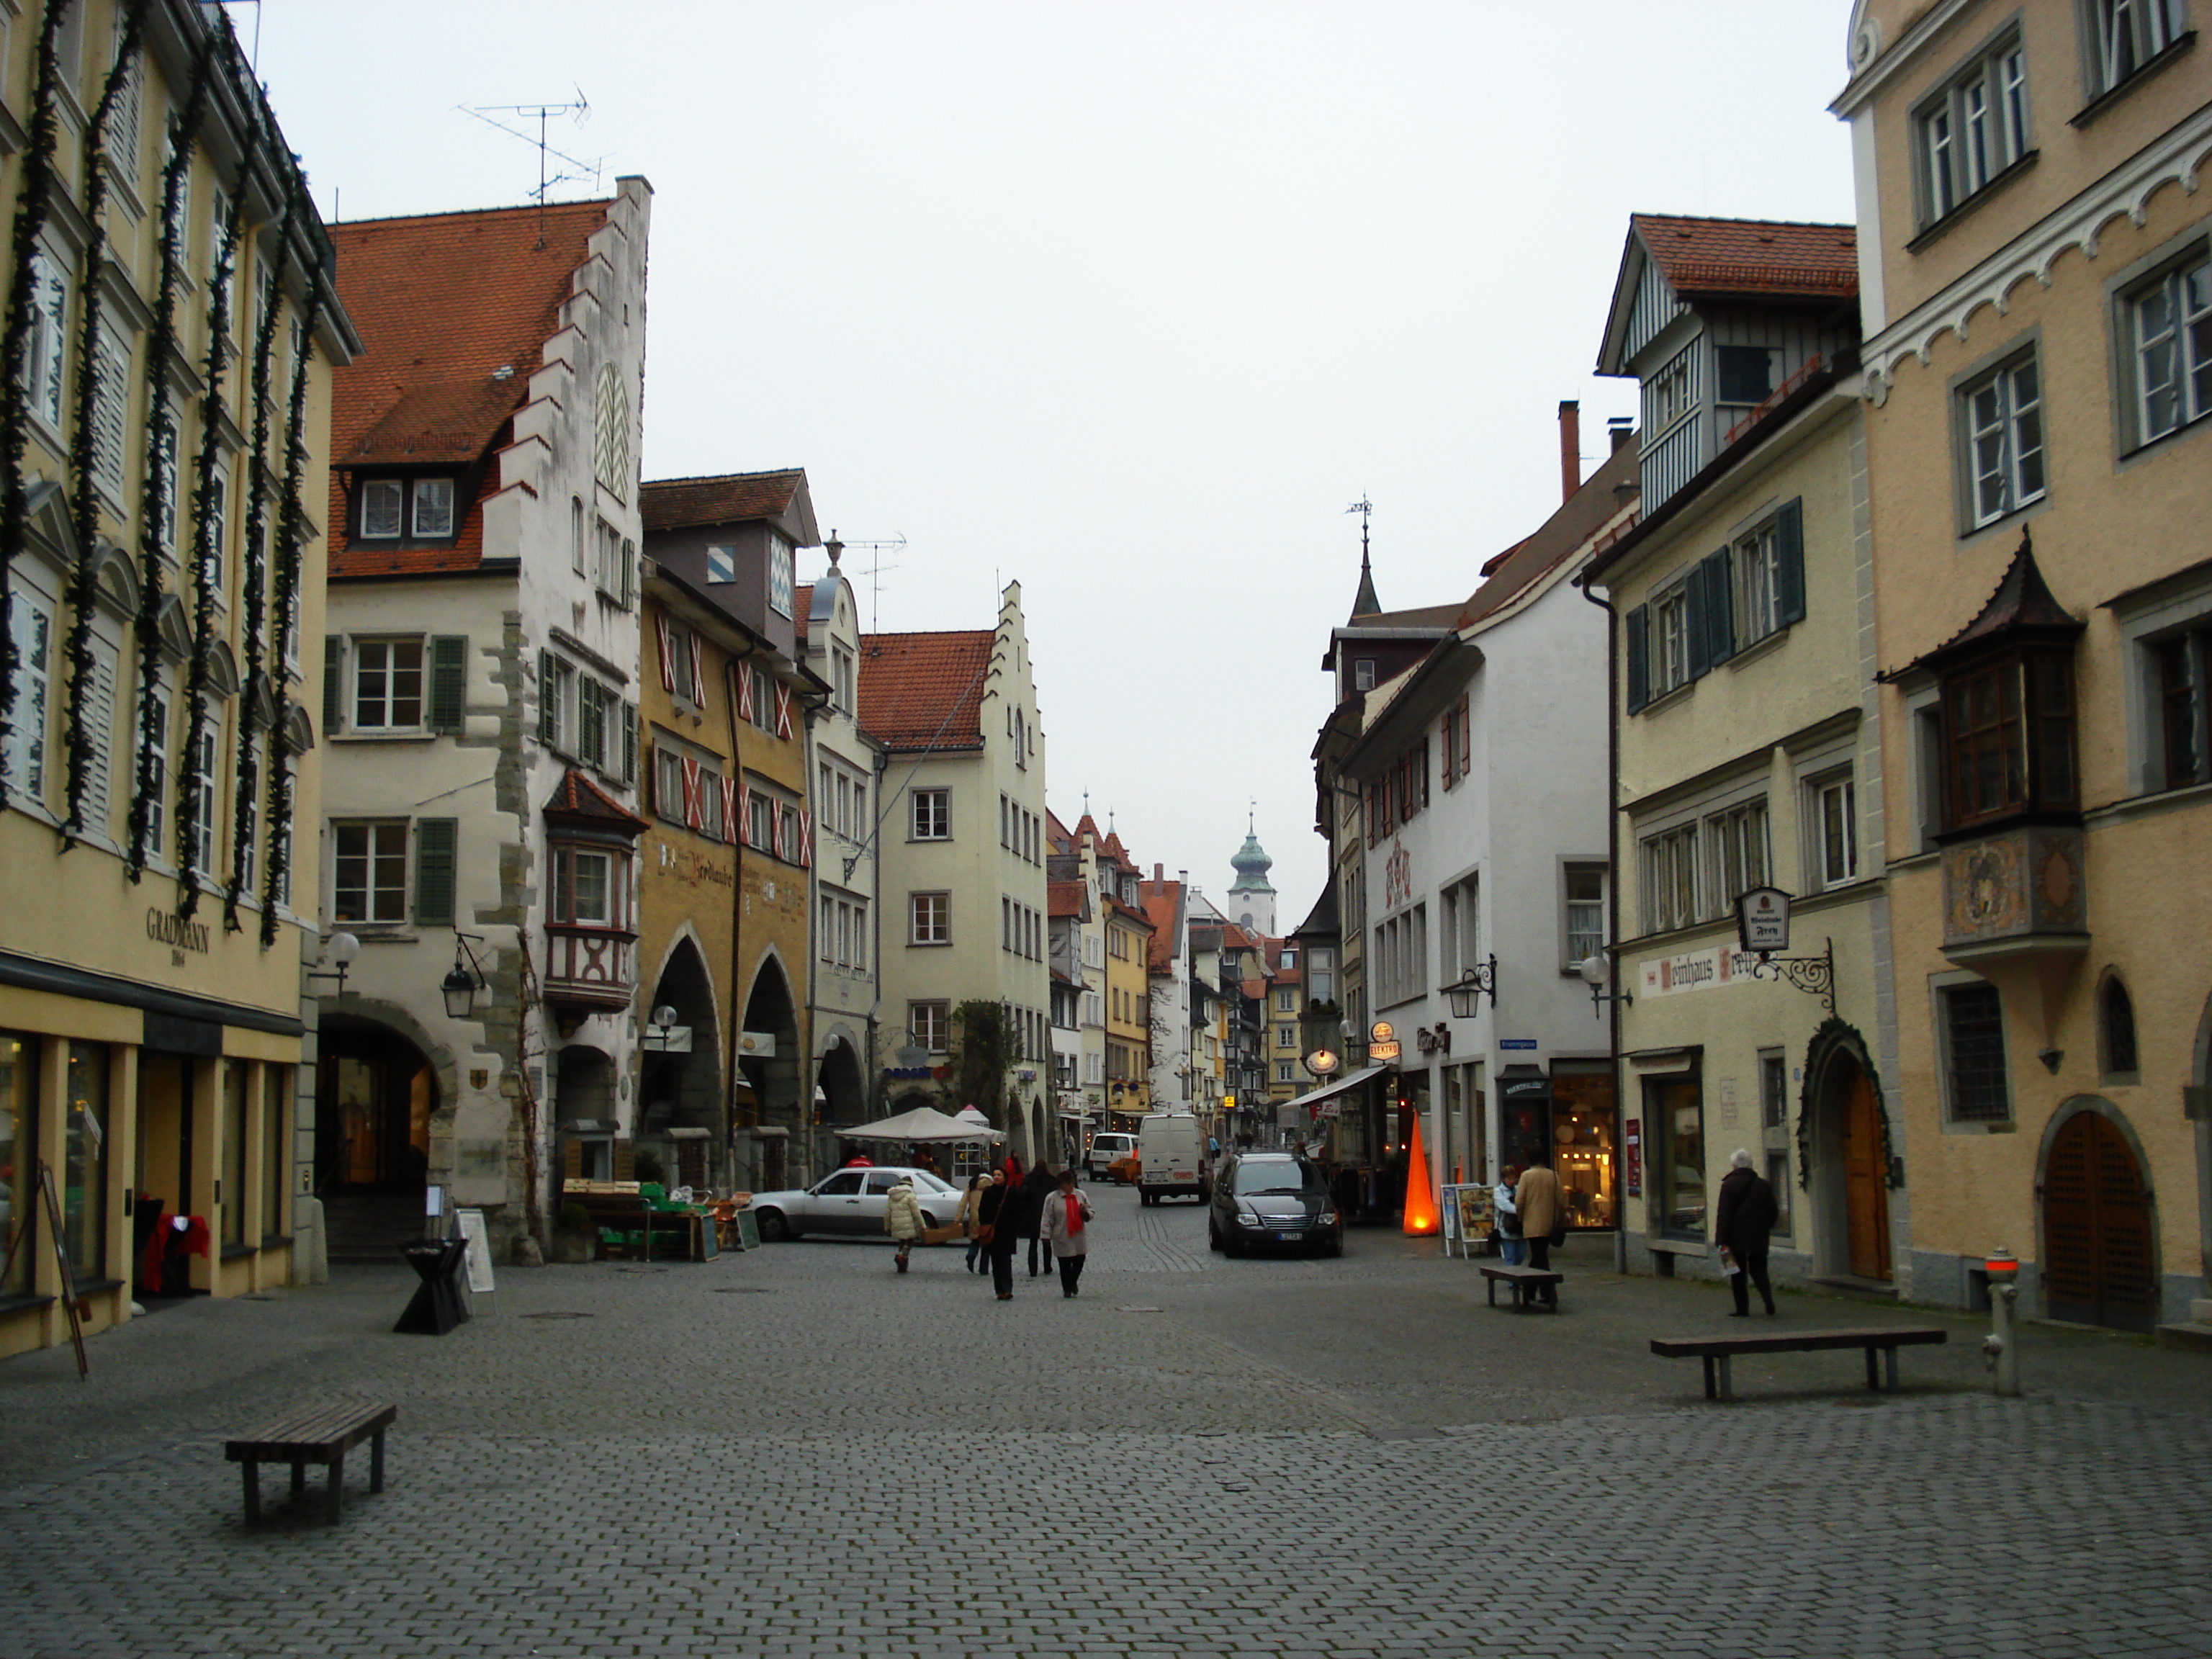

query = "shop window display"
1550;1064;1617;1228
222;1064;248;1248
65;1043;109;1282
1;1033;33;1296
1650;1077;1706;1237
261;1067;288;1244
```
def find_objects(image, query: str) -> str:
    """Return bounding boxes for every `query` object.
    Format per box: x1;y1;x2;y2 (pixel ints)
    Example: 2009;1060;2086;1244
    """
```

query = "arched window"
2102;974;2139;1079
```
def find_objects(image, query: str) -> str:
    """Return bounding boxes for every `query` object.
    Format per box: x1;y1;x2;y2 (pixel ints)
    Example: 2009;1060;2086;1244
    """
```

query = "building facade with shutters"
316;181;652;1263
1584;215;1895;1291
860;583;1052;1161
635;470;824;1196
1836;0;2212;1336
0;2;355;1358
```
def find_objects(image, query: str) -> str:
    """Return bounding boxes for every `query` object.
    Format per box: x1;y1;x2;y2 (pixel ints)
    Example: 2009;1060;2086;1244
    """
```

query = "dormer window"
355;473;460;544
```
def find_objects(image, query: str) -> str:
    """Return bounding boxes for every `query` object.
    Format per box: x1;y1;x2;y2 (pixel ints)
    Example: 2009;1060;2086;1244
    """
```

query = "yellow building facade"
1838;0;2212;1331
1;6;352;1356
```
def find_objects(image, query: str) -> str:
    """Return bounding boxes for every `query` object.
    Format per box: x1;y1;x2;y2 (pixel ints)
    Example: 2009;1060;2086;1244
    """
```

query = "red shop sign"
1624;1120;1642;1199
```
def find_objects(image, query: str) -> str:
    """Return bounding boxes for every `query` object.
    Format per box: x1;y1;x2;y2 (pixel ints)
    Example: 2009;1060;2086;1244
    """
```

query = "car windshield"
1233;1159;1327;1197
912;1172;956;1194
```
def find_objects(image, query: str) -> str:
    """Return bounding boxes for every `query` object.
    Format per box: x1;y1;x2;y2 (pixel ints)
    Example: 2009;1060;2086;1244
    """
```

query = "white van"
1137;1113;1208;1205
1085;1131;1137;1182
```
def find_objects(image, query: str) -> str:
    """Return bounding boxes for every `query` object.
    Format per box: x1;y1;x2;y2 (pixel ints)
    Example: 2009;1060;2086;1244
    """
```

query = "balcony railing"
544;922;637;1012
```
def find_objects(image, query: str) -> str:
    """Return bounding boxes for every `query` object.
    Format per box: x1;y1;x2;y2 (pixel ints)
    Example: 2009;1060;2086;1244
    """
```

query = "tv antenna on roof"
459;91;603;241
827;529;906;634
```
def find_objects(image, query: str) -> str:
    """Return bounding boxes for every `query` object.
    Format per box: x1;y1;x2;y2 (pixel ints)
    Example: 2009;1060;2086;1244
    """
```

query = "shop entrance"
316;1020;433;1262
132;1051;197;1297
1840;1066;1892;1282
1550;1063;1617;1230
2042;1107;2158;1333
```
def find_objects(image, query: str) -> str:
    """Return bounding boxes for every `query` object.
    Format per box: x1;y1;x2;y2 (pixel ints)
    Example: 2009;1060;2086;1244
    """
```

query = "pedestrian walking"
1041;1168;1095;1297
1513;1154;1563;1308
1018;1162;1056;1277
977;1169;1019;1300
1493;1165;1526;1266
883;1174;925;1272
1714;1148;1780;1316
956;1172;989;1273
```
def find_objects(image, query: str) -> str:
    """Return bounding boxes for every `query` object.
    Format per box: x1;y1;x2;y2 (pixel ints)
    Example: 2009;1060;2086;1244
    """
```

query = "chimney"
1609;415;1634;454
1558;400;1581;503
1154;863;1164;882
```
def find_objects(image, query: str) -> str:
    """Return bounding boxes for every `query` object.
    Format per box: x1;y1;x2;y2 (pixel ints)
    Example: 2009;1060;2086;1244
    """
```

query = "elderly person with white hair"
1713;1148;1780;1316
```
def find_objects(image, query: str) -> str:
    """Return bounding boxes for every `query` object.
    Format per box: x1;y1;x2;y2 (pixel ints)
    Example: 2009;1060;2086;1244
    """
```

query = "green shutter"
1701;547;1735;666
1686;560;1713;682
538;649;559;747
1624;605;1650;713
1775;498;1805;626
322;636;343;734
578;678;603;767
621;703;637;784
414;817;457;926
428;635;467;734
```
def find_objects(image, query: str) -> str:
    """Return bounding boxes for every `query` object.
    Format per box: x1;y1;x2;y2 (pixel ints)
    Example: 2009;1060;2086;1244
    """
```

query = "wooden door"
2043;1112;2158;1332
1841;1069;1892;1281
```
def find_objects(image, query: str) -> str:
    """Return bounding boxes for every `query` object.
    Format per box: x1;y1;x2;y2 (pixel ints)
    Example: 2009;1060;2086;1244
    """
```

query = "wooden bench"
1650;1327;1948;1403
224;1401;397;1523
1479;1262;1563;1311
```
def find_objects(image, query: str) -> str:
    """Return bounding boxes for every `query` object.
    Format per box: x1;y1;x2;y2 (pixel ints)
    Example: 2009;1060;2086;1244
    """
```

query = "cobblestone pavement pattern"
5;1191;2211;1658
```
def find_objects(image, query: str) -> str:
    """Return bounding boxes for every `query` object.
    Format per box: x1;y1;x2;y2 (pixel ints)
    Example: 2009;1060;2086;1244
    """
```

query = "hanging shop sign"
1736;886;1791;956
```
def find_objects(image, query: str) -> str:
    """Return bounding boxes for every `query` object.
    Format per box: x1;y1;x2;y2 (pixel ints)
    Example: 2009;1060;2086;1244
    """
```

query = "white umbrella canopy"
840;1105;1004;1143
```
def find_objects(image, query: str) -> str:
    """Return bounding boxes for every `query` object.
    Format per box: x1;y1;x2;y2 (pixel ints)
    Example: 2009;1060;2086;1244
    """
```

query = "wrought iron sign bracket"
1747;936;1835;1015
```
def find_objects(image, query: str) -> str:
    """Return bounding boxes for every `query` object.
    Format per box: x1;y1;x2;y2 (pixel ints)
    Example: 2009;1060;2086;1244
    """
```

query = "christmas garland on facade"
224;202;297;931
258;253;325;947
122;30;217;880
61;1;150;844
0;0;73;806
171;120;257;917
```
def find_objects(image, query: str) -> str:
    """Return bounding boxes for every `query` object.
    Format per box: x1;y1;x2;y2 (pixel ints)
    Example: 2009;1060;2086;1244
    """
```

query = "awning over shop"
1288;1064;1387;1116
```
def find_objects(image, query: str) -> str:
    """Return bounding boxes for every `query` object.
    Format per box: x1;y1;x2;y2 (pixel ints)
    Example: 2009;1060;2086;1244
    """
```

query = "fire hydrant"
1982;1249;2021;1398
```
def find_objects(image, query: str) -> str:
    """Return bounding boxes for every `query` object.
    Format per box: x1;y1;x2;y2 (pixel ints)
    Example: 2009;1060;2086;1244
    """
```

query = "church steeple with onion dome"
1228;808;1277;935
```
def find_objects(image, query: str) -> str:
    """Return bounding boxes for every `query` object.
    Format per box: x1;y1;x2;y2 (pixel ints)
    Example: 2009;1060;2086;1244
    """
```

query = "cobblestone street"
4;1192;2209;1659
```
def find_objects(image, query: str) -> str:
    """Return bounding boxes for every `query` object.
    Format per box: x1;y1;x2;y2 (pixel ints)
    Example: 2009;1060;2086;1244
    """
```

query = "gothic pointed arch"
1797;1017;1899;1190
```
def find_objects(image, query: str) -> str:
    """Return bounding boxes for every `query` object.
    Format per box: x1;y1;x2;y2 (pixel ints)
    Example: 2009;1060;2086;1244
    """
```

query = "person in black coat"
1017;1164;1057;1277
1714;1149;1780;1316
977;1172;1020;1300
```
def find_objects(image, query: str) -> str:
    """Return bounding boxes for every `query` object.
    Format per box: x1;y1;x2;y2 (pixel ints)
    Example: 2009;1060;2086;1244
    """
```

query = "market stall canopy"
1288;1064;1388;1115
840;1105;1004;1143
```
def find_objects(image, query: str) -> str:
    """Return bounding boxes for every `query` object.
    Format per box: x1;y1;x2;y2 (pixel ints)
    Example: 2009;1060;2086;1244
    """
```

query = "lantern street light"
440;931;489;1019
1444;955;1498;1018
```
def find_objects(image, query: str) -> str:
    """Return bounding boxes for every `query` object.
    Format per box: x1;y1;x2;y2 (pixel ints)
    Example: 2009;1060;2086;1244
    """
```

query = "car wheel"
755;1209;791;1243
1321;1234;1344;1259
1208;1224;1223;1253
1222;1231;1245;1259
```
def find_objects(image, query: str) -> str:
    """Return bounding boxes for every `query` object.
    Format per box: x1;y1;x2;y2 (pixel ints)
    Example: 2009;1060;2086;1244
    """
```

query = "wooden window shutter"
413;817;458;926
688;634;705;706
654;613;676;693
427;635;467;734
1775;498;1805;626
562;1138;584;1179
1700;547;1735;667
737;662;755;723
1455;695;1470;777
1625;605;1650;713
323;636;345;734
622;703;638;784
539;650;561;746
612;1138;635;1181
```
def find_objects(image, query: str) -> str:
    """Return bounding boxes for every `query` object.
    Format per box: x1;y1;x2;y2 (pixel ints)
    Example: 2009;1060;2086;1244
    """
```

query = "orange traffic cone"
1401;1112;1440;1236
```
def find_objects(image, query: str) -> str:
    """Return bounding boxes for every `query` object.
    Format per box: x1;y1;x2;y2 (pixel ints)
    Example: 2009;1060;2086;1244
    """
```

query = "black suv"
1208;1154;1343;1258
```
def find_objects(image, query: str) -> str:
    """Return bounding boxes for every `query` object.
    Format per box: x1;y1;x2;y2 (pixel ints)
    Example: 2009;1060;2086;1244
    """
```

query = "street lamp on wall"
1444;954;1498;1018
308;930;361;996
1578;952;1633;1018
441;931;490;1019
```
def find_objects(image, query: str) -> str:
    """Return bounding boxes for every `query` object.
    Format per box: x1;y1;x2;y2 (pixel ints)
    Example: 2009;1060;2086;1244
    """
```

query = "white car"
747;1165;966;1243
1085;1132;1137;1182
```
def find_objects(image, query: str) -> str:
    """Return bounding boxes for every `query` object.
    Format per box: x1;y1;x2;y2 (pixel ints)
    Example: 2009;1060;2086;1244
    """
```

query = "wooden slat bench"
1650;1327;1947;1403
224;1401;397;1523
1479;1262;1563;1311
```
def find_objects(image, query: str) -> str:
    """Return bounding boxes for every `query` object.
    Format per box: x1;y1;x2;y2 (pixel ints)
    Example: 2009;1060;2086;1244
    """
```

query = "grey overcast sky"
235;1;1856;923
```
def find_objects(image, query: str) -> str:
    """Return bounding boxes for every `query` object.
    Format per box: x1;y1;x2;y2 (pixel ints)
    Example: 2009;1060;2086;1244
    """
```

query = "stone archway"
741;953;803;1179
642;937;723;1137
2037;1097;2161;1333
1801;1019;1897;1283
314;1013;440;1262
816;1031;868;1128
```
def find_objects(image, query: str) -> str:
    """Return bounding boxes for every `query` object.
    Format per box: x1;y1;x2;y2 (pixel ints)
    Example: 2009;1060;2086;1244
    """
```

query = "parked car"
1138;1112;1208;1205
1208;1153;1342;1257
747;1166;965;1242
1085;1132;1137;1182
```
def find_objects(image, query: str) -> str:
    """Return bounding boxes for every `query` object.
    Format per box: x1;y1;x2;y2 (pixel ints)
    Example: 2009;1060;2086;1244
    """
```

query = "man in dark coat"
1714;1148;1780;1316
1018;1163;1057;1277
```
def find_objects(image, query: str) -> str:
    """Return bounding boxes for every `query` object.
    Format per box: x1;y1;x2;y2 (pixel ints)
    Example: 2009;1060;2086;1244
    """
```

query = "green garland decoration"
60;1;150;845
171;119;257;918
122;30;217;879
258;254;325;947
0;0;73;805
224;207;297;931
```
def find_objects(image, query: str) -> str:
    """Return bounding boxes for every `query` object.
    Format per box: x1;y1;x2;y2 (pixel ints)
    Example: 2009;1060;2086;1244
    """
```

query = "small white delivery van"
1137;1113;1209;1205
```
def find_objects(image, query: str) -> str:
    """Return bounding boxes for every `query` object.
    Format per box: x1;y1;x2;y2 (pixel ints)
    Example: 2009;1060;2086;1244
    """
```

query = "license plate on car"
1276;1231;1300;1242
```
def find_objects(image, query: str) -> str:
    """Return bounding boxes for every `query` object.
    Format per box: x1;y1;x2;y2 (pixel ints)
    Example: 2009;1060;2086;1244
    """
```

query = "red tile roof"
857;629;993;752
640;470;805;533
1632;215;1857;301
793;583;814;647
542;767;647;831
1107;896;1155;931
1140;884;1182;973
328;199;613;580
1048;880;1090;920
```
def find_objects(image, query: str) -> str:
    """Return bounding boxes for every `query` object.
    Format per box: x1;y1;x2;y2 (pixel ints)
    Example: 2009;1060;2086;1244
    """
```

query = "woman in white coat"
1039;1169;1096;1298
884;1176;925;1274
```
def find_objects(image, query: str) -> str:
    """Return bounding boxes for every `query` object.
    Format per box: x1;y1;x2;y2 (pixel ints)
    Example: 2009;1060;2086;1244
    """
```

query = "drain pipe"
1578;569;1627;1278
